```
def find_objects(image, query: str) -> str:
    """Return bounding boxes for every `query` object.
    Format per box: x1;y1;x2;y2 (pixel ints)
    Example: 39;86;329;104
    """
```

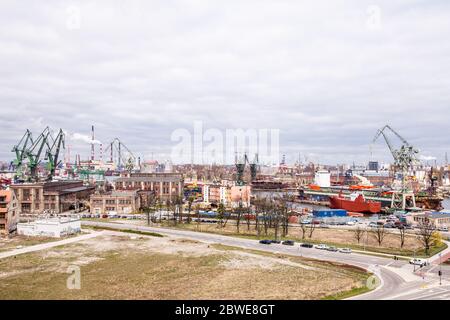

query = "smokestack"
91;125;95;162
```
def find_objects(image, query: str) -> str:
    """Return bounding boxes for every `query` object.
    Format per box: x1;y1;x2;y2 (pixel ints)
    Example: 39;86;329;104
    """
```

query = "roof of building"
115;176;182;183
61;186;95;194
429;212;450;219
111;190;138;197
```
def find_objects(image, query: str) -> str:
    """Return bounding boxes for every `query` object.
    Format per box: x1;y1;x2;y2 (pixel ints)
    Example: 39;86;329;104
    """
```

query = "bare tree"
371;225;388;246
186;196;194;224
299;217;308;240
235;202;243;234
245;207;252;231
398;226;406;248
308;221;316;238
417;218;436;256
217;202;225;228
353;226;364;244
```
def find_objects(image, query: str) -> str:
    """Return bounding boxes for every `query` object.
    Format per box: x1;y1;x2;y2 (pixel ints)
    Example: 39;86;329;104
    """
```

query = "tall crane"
25;127;52;181
45;129;65;180
104;138;136;170
372;125;419;172
372;125;420;209
10;129;33;179
246;153;259;182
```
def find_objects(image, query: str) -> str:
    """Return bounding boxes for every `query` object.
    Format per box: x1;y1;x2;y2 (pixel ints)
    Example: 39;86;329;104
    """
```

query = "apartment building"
0;189;19;235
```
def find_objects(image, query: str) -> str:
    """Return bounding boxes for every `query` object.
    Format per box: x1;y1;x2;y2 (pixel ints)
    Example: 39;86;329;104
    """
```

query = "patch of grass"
322;278;373;300
89;226;163;237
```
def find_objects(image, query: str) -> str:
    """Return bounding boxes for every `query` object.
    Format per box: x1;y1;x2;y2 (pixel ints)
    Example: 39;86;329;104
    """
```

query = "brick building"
10;181;95;215
114;173;183;201
90;190;141;214
0;189;19;235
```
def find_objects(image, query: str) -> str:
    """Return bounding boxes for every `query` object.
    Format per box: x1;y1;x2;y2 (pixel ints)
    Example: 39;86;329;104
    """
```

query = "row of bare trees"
352;218;441;255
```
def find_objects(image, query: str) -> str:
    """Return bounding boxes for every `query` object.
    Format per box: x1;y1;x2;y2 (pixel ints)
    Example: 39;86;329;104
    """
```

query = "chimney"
91;125;95;162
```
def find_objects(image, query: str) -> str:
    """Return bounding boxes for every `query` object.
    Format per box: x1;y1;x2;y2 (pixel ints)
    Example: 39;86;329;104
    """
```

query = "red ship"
329;192;381;214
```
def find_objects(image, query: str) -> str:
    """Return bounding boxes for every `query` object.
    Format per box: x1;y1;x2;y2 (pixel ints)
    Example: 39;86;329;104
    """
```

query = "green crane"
372;125;420;209
11;129;34;179
25;127;51;182
45;129;65;181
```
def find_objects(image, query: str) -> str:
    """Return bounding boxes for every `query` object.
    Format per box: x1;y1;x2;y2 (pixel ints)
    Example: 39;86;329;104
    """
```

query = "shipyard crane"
24;127;52;181
104;138;136;170
10;129;34;179
372;125;420;209
45;129;65;181
246;153;259;182
372;125;419;172
235;153;246;186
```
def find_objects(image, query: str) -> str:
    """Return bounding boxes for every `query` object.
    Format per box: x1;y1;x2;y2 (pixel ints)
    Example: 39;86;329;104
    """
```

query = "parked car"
339;248;352;254
320;224;330;228
438;226;449;232
368;222;378;228
346;221;356;226
259;239;272;245
282;240;295;246
301;219;312;225
384;223;395;228
327;246;338;252
315;244;329;250
409;258;428;267
270;240;281;244
300;243;314;248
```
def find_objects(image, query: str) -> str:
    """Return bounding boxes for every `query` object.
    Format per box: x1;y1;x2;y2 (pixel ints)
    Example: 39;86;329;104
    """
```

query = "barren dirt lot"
0;232;369;300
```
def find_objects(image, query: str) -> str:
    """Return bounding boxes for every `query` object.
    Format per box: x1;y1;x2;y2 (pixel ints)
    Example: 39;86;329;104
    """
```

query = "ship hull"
330;195;381;213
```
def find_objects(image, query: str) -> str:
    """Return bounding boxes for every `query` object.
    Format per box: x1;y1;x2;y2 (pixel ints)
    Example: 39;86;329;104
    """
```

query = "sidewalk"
0;231;105;259
429;241;450;265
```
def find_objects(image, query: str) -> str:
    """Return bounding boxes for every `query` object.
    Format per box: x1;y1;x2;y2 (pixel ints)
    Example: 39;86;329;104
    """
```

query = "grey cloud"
1;0;450;164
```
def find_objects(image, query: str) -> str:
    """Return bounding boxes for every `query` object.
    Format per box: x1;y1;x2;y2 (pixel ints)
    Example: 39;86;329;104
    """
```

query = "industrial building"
114;172;183;201
10;181;95;215
407;212;450;228
90;190;141;215
0;189;19;235
17;217;81;238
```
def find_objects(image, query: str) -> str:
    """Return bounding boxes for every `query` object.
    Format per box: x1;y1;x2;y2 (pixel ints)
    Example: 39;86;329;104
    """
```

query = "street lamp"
413;249;416;272
439;253;442;286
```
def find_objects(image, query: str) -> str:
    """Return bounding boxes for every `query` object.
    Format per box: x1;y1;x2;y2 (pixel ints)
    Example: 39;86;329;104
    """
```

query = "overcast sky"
1;0;449;165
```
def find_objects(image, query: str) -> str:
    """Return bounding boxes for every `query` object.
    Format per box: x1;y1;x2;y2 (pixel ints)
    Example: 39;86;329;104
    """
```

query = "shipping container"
313;209;347;218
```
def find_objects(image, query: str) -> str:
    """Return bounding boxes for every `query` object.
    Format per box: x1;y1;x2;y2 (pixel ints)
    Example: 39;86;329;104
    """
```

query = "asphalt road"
82;220;450;300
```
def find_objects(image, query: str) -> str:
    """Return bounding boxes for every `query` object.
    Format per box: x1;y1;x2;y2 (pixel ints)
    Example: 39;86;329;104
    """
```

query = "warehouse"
90;190;140;215
17;217;81;238
10;180;94;215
